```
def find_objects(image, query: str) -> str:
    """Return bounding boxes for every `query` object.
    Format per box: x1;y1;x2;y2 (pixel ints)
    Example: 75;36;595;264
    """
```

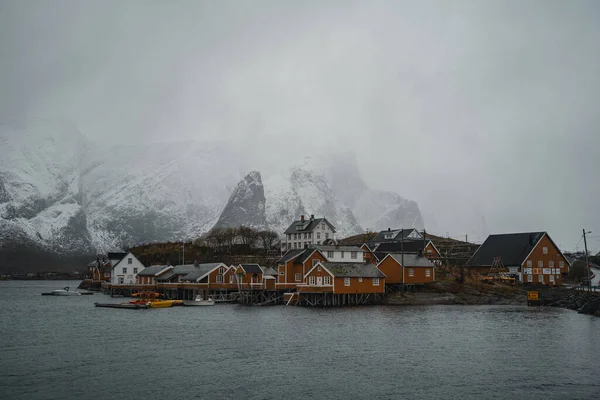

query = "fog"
1;0;599;250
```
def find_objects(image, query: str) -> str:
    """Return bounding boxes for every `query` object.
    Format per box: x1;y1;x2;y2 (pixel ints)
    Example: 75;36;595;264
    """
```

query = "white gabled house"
111;252;145;285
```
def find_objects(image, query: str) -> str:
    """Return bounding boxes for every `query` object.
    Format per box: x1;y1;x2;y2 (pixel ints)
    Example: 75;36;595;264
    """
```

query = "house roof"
294;248;322;265
156;264;197;281
261;266;278;276
112;252;141;270
371;228;421;244
277;249;305;264
374;241;425;253
386;253;435;268
107;252;127;260
284;217;336;235
321;262;386;278
466;232;546;267
137;265;172;277
180;263;224;282
239;264;263;274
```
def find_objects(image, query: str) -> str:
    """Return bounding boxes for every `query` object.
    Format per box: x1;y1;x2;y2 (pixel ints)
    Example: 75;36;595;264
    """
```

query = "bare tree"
237;225;259;247
257;230;280;253
223;227;238;254
206;228;227;252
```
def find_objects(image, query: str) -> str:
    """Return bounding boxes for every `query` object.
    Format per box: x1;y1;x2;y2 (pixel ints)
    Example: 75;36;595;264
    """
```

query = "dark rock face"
0;177;10;203
548;290;600;317
213;171;267;230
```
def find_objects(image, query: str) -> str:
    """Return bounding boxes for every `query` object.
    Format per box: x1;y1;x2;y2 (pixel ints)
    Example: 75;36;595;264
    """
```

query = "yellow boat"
146;300;183;308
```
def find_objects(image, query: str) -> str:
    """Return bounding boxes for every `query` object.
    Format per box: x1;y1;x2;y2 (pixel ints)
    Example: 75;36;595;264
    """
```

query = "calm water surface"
1;281;599;399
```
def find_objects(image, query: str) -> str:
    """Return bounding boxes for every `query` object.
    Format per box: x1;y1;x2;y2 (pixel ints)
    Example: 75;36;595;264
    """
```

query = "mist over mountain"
0;121;430;268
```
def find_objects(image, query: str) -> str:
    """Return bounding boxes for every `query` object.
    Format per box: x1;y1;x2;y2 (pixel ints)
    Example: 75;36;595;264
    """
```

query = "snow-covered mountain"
0;122;425;267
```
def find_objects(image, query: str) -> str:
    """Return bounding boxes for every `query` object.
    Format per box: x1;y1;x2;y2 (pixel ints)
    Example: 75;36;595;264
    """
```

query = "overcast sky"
1;0;599;251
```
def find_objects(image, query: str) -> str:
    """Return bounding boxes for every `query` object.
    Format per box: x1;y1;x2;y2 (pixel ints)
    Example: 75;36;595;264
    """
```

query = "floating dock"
94;302;149;309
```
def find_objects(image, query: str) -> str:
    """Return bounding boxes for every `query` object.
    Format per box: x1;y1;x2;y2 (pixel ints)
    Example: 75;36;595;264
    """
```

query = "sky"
1;0;599;251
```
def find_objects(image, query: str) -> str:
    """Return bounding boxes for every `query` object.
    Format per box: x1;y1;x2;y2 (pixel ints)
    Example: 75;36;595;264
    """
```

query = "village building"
276;247;327;290
372;241;442;265
110;252;145;285
375;253;436;286
136;265;173;285
234;264;277;290
360;244;378;265
88;252;128;281
310;244;366;262
283;215;336;251
370;228;424;247
466;231;570;285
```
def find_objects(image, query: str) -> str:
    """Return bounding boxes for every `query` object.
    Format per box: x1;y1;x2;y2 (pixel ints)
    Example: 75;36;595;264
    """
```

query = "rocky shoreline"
547;290;600;317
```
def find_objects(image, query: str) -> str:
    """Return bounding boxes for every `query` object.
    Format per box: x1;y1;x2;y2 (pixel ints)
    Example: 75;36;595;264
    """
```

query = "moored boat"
184;295;215;307
42;287;82;296
146;299;183;308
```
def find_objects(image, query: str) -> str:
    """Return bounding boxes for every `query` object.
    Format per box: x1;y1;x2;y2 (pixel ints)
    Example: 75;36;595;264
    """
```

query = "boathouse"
110;252;145;285
372;241;442;265
276;247;327;290
466;232;570;285
136;265;173;285
375;253;436;288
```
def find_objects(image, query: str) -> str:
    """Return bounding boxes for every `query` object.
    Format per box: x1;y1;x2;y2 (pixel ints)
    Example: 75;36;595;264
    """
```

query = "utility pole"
401;230;404;293
182;240;185;266
583;229;591;291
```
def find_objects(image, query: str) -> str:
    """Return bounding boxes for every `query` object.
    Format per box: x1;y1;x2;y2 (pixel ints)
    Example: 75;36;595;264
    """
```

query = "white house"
111;252;145;285
283;215;336;251
311;245;366;263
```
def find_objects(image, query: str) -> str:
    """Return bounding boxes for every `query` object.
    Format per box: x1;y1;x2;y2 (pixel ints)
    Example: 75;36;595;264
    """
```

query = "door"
317;276;323;286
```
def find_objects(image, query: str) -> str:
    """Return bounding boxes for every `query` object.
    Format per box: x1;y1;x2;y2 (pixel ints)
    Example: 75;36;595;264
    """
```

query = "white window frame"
408;268;414;277
549;275;555;282
427;249;432;254
549;261;554;268
295;273;301;282
317;232;321;240
128;258;132;264
559;261;564;268
537;260;543;268
230;275;235;284
358;277;363;283
344;277;350;286
351;251;357;259
219;267;225;274
104;271;110;278
122;268;127;274
527;274;533;283
373;278;379;286
309;276;316;285
325;233;329;239
543;247;548;254
327;251;334;258
340;251;344;259
527;260;532;267
538;274;544;283
216;275;224;283
324;276;331;285
133;268;138;274
425;269;431;277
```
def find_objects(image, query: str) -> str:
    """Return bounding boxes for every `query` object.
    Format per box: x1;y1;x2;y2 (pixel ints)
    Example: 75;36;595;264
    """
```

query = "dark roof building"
284;215;336;235
370;228;423;245
466;232;546;267
321;262;386;278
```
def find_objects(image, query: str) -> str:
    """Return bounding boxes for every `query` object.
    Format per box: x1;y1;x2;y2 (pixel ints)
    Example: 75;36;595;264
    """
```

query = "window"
288;234;291;240
324;276;331;285
427;249;432;254
312;259;319;266
351;251;357;259
543;247;548;254
317;265;321;271
122;268;127;274
538;275;544;283
408;268;414;277
295;273;301;282
104;271;110;278
358;277;363;282
133;268;138;274
293;243;297;249
216;275;224;283
341;251;344;259
425;269;431;277
549;275;555;283
128;258;132;264
219;267;225;274
548;261;554;268
321;224;325;230
373;278;379;286
325;233;329;239
309;276;316;285
327;251;334;258
527;260;532;267
559;261;564;268
527;274;533;283
230;275;235;283
317;232;321;240
344;277;350;286
279;271;284;276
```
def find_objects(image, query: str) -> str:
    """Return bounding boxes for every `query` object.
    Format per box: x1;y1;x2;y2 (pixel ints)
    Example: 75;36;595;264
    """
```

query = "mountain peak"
212;171;267;230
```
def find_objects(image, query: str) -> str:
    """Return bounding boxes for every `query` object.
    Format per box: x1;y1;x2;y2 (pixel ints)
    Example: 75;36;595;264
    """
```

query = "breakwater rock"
548;290;600;317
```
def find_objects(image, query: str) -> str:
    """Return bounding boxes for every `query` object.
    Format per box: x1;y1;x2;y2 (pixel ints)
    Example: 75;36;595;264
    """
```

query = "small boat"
146;299;182;308
42;287;82;296
95;302;149;309
184;295;215;307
